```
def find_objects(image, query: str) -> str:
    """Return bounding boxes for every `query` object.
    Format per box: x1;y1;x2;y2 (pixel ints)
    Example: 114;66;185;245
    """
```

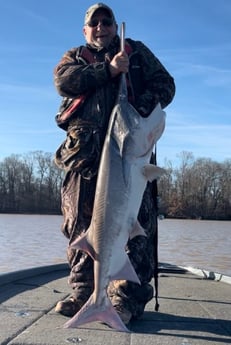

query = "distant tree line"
158;152;231;220
0;151;230;219
0;151;63;214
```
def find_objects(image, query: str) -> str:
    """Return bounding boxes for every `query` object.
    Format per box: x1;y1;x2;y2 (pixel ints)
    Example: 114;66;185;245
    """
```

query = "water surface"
0;215;230;276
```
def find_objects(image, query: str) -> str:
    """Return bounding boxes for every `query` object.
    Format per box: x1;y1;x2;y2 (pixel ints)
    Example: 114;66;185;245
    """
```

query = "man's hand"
109;51;129;77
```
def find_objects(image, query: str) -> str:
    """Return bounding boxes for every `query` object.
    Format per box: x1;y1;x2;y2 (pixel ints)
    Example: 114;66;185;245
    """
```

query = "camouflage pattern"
84;3;115;24
54;34;175;318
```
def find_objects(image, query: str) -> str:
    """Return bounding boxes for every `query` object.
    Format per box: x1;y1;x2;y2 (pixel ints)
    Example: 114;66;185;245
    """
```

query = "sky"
0;0;230;167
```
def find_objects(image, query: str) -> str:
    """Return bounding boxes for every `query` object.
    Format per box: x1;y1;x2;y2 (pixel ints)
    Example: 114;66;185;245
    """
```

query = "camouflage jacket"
54;35;175;177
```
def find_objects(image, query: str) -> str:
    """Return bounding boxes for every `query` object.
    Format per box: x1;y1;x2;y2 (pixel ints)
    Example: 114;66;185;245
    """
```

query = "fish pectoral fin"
70;229;98;260
129;220;146;239
142;164;165;182
64;294;130;332
112;255;140;285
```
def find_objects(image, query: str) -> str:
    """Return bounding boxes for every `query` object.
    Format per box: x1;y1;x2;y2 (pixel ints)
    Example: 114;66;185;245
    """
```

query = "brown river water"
0;214;230;276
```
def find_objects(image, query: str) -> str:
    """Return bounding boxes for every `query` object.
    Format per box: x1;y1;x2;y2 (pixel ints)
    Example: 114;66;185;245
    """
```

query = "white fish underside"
64;99;166;332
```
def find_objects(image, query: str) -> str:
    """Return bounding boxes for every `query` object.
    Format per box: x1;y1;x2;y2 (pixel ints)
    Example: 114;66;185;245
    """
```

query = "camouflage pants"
60;168;158;318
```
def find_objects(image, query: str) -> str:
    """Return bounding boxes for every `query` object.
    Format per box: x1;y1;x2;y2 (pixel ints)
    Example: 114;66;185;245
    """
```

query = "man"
54;3;175;324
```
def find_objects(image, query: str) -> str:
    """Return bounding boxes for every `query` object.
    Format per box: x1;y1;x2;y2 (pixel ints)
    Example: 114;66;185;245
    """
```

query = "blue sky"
0;0;230;166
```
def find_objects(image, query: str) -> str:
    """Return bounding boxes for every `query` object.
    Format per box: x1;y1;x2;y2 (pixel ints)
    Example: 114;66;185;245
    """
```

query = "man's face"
83;9;117;48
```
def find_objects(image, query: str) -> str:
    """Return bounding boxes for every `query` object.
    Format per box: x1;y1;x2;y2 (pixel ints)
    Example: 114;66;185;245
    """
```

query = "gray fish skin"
64;101;166;332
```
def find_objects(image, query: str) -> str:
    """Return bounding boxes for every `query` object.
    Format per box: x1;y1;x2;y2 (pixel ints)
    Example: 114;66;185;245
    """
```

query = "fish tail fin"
64;294;130;333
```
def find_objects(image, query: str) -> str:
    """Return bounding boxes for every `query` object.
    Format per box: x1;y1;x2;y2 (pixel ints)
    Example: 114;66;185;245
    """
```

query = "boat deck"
0;263;230;345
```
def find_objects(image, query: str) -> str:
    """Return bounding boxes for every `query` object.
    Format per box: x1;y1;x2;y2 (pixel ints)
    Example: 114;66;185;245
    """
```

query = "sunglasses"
87;17;114;28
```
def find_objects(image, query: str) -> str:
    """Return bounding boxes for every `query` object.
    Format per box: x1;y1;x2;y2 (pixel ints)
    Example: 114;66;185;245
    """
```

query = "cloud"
158;120;231;165
1;2;49;25
160;42;231;81
0;82;58;103
173;62;231;87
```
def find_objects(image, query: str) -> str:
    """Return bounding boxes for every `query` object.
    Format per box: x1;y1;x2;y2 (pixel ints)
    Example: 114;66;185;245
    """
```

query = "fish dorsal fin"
70;228;98;261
